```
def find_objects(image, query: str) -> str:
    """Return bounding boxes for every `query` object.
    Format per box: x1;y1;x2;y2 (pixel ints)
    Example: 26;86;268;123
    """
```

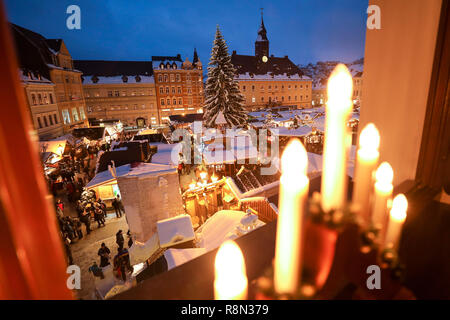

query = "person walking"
97;243;111;267
74;218;83;240
112;196;123;218
63;233;73;265
56;199;64;216
116;230;124;251
80;208;91;235
127;230;133;248
94;206;105;228
88;261;104;279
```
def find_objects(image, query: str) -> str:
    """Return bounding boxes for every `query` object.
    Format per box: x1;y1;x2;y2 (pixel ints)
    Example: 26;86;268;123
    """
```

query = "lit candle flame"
281;138;307;176
375;162;394;187
327;64;353;112
359;123;380;152
214;240;248;300
390;194;408;222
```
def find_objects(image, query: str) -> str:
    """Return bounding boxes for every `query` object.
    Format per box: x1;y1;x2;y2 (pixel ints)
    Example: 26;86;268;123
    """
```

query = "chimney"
232;50;236;55
284;55;288;59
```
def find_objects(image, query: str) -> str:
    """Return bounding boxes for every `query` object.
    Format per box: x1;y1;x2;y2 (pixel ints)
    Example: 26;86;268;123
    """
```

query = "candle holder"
253;193;414;300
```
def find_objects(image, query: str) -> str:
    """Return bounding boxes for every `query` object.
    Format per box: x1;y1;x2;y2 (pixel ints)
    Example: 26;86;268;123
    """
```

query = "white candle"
274;139;309;294
384;194;407;250
214;240;248;300
321;64;353;212
353;123;380;225
372;162;394;234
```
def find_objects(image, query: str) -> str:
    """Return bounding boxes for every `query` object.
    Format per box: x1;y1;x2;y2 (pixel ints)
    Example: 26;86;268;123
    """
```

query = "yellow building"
10;24;88;133
74;60;158;127
231;13;312;111
20;70;64;140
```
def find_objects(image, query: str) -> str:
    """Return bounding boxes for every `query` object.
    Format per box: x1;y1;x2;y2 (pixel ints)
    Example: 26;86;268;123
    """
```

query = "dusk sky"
5;0;368;66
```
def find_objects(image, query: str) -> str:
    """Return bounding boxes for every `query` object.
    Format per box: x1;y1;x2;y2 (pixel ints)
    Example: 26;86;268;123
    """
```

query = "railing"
240;197;278;223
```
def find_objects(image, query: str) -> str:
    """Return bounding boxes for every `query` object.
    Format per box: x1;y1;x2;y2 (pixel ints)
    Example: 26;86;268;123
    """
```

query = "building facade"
11;24;88;134
20;70;64;140
73;60;158;127
231;14;312;111
152;52;204;123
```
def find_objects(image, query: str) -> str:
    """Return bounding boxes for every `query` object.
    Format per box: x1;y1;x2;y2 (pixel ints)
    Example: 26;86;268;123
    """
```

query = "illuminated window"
79;107;86;120
72;108;79;122
159;87;164;94
160;99;165;106
62;109;71;124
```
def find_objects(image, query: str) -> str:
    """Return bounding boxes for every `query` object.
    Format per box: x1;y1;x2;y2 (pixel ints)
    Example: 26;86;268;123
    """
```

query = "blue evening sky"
5;0;368;65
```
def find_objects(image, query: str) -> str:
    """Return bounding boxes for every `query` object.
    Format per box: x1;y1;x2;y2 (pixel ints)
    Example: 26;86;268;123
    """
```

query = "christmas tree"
204;26;247;128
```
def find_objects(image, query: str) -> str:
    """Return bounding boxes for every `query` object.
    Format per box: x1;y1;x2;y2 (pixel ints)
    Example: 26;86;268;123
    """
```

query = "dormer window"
166;62;171;69
172;63;177;69
160;63;165;69
122;75;128;83
91;75;99;83
135;75;141;82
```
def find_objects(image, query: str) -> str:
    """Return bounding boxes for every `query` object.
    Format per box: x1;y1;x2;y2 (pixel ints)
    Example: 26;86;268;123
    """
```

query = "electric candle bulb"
274;139;309;294
214;240;248;300
200;171;207;180
384;194;408;249
321;64;353;212
353;123;380;225
372;162;394;234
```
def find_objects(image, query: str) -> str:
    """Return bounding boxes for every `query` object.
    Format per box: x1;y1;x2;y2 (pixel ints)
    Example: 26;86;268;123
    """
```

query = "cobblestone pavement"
69;212;129;299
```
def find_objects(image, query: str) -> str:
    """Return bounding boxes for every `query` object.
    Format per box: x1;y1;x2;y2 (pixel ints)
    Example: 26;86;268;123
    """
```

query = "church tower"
255;9;269;60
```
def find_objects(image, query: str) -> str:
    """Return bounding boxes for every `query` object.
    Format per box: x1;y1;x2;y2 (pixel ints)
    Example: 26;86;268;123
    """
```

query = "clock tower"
255;9;269;61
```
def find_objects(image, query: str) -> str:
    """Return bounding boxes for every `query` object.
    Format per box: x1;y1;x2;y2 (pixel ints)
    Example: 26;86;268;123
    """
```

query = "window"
158;75;163;82
306;85;309;89
172;87;175;94
268;85;271;90
166;87;170;94
269;97;272;102
177;87;181;94
37;117;42;128
295;96;297;100
159;87;164;94
261;97;264;102
252;97;256;103
115;91;119;97
242;85;246;91
49;115;53;126
281;85;284;89
176;74;180;82
170;74;175;82
252;85;255;91
107;91;113;97
31;94;36;105
300;95;303;101
173;99;177;105
187;74;191;81
282;96;284;101
43;116;48;127
164;75;168;82
43;94;48;104
38;94;42;104
65;77;69;83
167;99;171;105
295;85;298;89
288;96;291;101
72;108;79;122
49;94;54;104
53;114;58;124
300;85;303;89
288;85;291;89
178;98;182;105
188;88;192;94
260;86;264;91
79;107;86;120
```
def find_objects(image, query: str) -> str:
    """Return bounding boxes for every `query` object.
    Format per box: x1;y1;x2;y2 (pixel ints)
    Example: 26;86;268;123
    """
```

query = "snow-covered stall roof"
269;126;312;137
86;162;176;189
226;177;280;201
195;210;265;252
129;233;160;266
164;248;207;271
157;214;195;248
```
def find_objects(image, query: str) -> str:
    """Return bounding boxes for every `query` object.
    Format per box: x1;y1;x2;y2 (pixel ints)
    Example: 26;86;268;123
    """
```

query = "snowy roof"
215;111;227;125
235;72;311;81
86;162;176;189
152;60;183;70
19;69;53;85
164;248;207;271
82;75;154;85
128;233;160;266
226;177;280;201
269;126;312;137
202;148;236;165
157;214;195;248
195;210;265;252
150;143;182;166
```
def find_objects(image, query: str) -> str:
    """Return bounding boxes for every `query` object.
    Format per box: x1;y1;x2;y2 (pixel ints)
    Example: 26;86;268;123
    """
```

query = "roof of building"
73;60;154;77
10;23;55;79
157;214;195;249
45;39;63;54
168;113;203;124
231;51;304;77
